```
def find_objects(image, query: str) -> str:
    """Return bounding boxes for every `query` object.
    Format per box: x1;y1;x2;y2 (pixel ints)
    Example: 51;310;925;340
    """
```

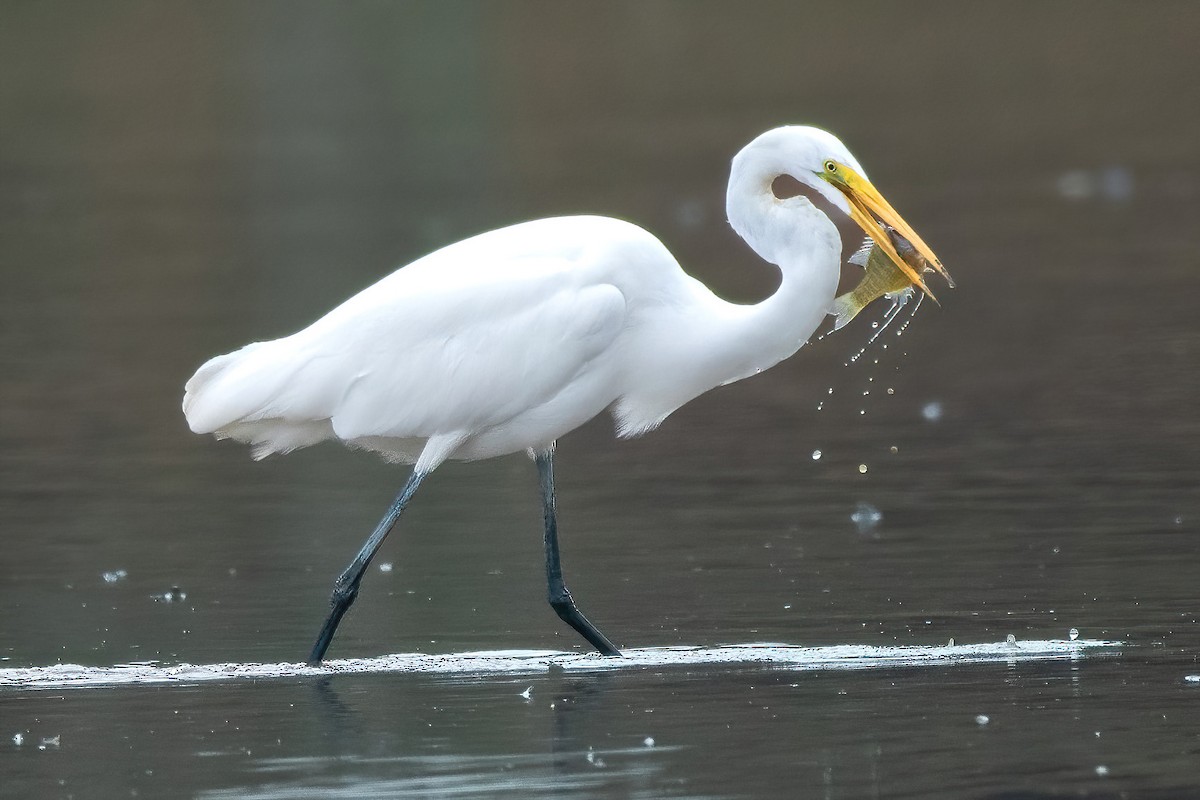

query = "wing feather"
182;217;644;459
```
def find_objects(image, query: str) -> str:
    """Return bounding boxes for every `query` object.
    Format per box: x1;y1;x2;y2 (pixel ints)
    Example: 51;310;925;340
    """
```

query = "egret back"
182;216;688;464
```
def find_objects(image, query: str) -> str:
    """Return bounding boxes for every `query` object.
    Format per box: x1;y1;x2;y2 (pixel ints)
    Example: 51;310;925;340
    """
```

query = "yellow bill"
818;160;952;302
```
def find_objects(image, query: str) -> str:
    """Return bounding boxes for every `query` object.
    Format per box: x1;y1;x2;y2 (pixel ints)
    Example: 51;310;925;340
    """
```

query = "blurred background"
2;2;1198;798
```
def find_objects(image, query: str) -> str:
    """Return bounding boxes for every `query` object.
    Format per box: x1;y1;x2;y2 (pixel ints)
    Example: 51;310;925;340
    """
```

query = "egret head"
728;126;947;298
816;155;948;296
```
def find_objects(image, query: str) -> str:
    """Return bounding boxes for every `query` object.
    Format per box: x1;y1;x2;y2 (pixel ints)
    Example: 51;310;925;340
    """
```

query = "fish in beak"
818;160;953;301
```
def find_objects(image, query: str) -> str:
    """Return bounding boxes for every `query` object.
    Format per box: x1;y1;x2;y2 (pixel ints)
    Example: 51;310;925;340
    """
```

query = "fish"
828;224;952;331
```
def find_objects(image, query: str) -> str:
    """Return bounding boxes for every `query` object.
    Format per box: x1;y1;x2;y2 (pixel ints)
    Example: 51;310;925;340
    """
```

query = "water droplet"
12;732;24;746
379;562;394;573
889;445;898;454
850;502;882;534
811;450;822;461
871;321;879;329
858;464;868;474
102;569;128;584
1095;765;1109;777
947;638;954;647
520;686;533;700
827;387;834;395
921;401;943;422
858;409;866;415
975;714;990;726
1006;634;1017;646
643;737;656;747
162;586;187;603
1069;628;1079;641
886;387;894;395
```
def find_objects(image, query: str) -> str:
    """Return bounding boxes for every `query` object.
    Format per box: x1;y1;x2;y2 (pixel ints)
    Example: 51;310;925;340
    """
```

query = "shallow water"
0;640;1120;688
3;2;1200;798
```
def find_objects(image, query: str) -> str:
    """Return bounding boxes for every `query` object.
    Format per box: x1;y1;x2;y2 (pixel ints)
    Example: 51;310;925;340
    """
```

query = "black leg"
535;448;621;656
308;468;426;665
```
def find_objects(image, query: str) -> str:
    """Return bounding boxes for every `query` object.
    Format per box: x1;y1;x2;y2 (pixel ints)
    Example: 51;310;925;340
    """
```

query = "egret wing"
184;251;628;459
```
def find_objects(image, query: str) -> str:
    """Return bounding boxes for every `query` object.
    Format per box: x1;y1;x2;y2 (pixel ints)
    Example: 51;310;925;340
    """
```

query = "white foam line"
0;640;1120;691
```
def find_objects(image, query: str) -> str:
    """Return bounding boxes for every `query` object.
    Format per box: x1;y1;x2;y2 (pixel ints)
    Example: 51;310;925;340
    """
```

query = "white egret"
182;126;946;664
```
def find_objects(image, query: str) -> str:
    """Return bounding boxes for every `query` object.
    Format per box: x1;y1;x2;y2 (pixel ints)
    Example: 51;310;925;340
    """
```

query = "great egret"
182;126;945;664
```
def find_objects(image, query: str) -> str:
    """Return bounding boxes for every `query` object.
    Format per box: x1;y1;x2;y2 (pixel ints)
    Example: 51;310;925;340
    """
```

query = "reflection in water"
197;749;671;800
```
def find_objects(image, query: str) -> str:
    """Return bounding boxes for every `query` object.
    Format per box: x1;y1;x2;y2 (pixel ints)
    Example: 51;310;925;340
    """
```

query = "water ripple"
0;639;1120;691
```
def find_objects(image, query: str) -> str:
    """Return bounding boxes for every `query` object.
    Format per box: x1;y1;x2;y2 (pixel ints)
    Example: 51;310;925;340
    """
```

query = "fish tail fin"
828;292;863;332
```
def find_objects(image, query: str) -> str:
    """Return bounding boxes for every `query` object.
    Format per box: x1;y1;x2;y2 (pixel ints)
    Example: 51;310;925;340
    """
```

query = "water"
1;640;1119;690
850;502;883;535
4;2;1200;797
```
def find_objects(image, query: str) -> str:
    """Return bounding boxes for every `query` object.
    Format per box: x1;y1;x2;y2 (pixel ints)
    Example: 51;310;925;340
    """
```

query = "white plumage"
184;128;882;473
182;126;944;660
185;216;714;465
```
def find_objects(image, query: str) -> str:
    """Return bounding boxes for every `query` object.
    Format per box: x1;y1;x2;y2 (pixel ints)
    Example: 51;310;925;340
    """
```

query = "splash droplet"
858;464;868;474
811;450;822;461
850;502;883;534
1069;628;1079;641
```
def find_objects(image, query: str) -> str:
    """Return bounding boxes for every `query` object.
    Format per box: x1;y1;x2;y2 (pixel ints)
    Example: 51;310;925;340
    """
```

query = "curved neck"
709;164;843;380
613;163;844;437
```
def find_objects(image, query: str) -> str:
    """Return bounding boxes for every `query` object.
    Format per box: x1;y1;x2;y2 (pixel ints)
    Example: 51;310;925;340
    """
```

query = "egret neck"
703;154;845;387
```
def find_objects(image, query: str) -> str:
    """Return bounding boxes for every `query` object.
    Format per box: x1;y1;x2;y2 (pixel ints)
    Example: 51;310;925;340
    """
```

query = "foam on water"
0;640;1120;690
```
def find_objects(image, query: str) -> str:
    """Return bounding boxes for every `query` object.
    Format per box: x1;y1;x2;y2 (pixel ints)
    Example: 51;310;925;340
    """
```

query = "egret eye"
824;160;838;173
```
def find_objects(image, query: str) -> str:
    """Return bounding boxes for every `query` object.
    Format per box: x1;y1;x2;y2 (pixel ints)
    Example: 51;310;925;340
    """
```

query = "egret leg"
308;469;426;665
535;450;622;657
